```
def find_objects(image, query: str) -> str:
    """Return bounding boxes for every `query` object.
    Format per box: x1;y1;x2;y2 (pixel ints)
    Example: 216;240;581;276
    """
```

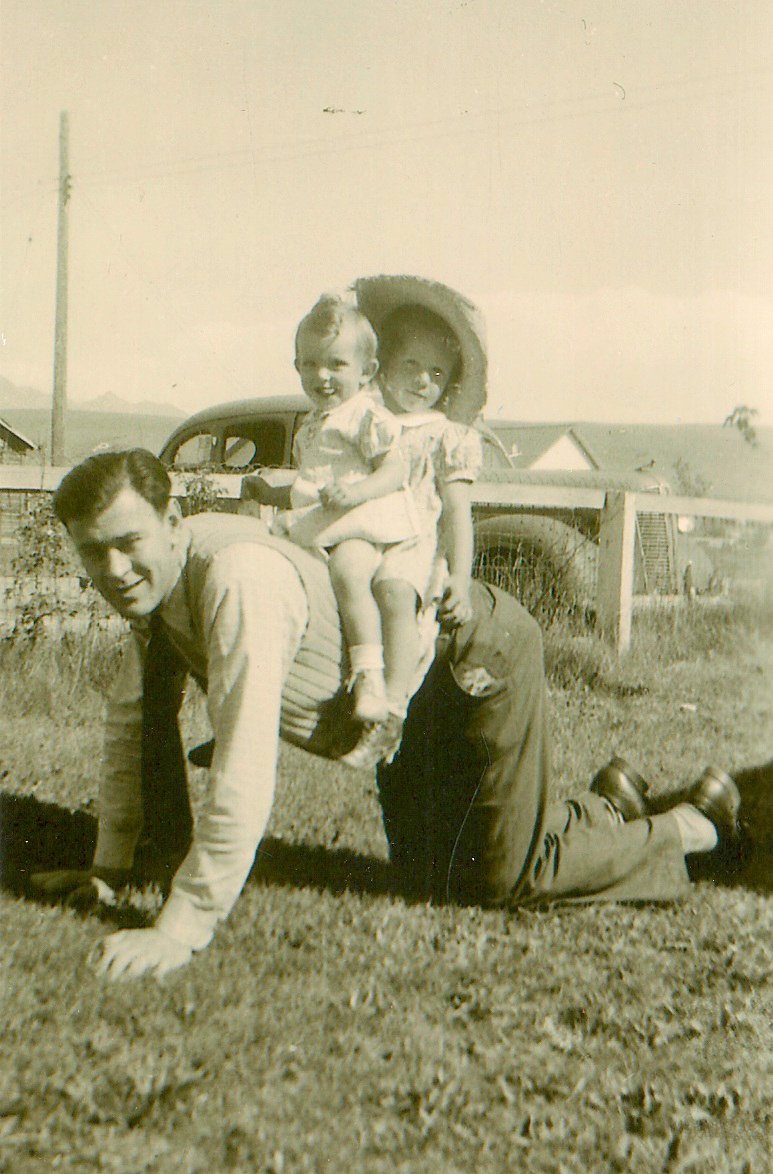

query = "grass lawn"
1;605;771;1172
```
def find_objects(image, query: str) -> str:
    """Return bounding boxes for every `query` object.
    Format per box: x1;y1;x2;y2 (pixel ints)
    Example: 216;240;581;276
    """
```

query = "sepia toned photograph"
1;2;771;1169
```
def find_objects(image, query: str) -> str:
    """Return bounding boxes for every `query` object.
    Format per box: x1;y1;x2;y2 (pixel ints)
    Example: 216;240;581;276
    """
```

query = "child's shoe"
341;713;404;770
349;668;389;724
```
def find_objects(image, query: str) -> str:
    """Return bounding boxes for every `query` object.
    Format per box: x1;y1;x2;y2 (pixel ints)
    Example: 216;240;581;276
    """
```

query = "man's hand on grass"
90;928;194;981
29;868;128;909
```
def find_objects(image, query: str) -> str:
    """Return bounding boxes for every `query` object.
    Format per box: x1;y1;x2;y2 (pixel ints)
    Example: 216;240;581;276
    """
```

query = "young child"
280;294;421;725
339;298;483;766
260;281;485;770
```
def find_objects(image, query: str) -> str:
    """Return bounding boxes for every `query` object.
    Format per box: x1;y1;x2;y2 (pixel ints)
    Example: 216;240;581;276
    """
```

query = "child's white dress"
372;410;483;601
279;388;420;550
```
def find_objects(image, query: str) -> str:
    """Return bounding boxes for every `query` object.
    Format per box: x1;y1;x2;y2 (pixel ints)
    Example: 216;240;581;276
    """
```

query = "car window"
222;435;258;469
223;420;286;468
171;432;219;468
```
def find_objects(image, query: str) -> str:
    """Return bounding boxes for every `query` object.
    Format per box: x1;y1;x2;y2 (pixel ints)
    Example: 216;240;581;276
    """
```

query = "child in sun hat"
337;275;486;767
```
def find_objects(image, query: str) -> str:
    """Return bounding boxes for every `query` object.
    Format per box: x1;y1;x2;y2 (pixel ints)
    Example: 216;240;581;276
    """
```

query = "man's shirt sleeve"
155;545;307;950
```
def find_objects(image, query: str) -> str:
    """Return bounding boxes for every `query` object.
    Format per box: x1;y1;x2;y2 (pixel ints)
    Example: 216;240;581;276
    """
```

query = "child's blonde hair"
295;294;378;366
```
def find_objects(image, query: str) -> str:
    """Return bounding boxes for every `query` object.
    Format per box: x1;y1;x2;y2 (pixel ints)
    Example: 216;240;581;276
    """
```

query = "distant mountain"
75;392;185;417
0;376;49;411
0;376;184;417
2;407;184;465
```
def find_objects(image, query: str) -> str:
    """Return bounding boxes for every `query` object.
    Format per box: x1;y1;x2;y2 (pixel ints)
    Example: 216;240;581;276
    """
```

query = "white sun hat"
351;274;488;425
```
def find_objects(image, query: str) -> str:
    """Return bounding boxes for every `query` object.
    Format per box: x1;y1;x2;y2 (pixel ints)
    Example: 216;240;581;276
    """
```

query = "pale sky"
1;0;772;424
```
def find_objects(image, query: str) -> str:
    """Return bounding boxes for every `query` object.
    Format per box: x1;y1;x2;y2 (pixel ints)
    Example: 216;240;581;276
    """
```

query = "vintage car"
159;396;714;617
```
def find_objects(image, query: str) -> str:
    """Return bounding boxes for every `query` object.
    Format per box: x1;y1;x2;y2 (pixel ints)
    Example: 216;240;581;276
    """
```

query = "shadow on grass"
652;761;773;893
0;790;395;907
249;837;394;899
0;791;97;893
2;762;770;911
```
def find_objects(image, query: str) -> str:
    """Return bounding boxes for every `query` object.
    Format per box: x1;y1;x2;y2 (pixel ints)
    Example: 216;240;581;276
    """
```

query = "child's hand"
439;575;473;628
320;480;362;510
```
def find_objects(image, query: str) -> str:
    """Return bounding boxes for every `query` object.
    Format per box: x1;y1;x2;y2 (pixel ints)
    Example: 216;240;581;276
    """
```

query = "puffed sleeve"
437;422;483;484
356;398;402;462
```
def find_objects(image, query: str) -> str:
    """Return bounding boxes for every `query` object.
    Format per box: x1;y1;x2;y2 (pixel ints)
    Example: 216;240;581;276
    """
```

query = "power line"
6;66;767;198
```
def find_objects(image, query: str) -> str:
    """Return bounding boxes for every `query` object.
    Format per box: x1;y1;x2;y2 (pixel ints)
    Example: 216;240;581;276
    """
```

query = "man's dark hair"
377;303;462;383
53;449;172;527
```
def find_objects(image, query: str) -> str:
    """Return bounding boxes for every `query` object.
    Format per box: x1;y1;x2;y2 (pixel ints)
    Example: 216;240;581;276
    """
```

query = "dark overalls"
377;581;690;906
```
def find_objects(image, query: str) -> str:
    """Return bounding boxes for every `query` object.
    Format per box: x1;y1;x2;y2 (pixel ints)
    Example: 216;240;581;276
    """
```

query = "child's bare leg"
339;577;417;770
328;539;382;646
373;578;420;716
328;540;388;723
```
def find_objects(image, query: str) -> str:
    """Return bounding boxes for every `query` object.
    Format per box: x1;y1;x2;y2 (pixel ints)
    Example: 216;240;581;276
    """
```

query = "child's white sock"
348;644;384;674
347;645;388;723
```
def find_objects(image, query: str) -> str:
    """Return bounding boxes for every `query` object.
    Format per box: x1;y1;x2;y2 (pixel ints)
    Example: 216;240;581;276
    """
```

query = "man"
32;448;740;981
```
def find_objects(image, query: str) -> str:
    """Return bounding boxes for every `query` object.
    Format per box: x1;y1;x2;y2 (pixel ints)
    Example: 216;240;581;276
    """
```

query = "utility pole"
51;111;70;465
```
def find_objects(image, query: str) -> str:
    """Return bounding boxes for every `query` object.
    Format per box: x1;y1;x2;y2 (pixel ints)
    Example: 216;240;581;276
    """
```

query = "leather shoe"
688;767;741;843
590;756;650;821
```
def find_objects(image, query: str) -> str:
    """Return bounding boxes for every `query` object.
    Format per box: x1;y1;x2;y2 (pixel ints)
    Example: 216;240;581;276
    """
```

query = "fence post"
596;490;636;653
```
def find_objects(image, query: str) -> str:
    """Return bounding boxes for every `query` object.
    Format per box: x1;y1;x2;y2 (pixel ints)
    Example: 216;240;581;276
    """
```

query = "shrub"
180;471;226;516
5;495;108;638
0;629;122;721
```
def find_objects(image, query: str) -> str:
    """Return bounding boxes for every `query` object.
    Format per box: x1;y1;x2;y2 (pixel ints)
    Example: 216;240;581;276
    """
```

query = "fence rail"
2;469;771;652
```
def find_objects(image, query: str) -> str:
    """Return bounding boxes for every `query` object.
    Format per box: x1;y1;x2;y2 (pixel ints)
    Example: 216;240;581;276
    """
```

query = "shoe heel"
590;756;649;821
689;766;740;841
592;756;649;794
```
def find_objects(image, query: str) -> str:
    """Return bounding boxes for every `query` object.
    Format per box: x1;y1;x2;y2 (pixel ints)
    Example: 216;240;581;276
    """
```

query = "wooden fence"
1;468;771;653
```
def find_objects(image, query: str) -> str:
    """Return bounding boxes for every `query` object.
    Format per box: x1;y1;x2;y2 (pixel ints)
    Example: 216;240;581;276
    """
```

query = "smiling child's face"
295;321;377;411
380;327;458;415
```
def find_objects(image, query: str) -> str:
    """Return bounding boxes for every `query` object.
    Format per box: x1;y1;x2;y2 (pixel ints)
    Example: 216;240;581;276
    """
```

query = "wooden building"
0;417;36;464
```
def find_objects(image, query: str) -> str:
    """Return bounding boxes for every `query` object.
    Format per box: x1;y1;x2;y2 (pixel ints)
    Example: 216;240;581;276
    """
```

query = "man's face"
380;328;457;415
295;321;377;411
68;486;184;619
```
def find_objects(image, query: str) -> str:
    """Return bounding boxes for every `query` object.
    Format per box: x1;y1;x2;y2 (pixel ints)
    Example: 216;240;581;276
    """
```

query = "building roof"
0;416;36;453
575;422;773;503
489;423;600;469
485;420;773;503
